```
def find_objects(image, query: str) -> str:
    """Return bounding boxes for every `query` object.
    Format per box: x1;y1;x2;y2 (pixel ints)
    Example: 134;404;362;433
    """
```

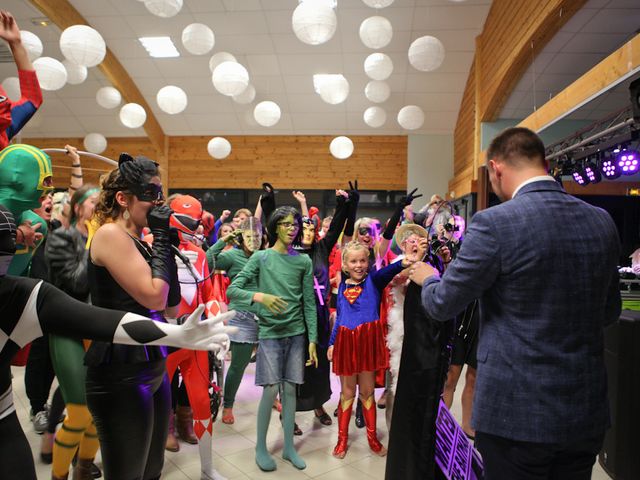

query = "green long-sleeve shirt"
206;239;259;313
227;248;317;343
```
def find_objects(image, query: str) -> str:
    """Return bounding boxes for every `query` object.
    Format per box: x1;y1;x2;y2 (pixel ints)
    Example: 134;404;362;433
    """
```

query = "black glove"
45;227;90;299
383;188;423;240
347;180;360;205
167;251;181;308
344;180;359;237
147;205;174;284
260;182;276;222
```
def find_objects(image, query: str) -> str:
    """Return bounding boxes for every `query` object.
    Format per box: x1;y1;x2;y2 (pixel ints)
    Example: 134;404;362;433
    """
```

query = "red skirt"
332;319;389;376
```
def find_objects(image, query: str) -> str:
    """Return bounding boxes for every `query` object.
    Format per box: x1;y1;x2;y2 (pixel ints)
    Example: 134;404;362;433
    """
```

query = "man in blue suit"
409;127;621;480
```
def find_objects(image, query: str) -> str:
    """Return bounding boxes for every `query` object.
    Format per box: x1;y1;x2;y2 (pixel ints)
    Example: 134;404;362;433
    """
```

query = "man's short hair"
487;127;546;167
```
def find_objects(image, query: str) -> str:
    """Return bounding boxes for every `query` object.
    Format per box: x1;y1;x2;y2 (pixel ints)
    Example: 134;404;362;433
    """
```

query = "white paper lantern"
364;53;393;81
119;103;147;129
313;74;349;105
292;2;337;46
207;137;231;159
182;23;215;55
397;105;424;130
1;77;20;101
96;86;122;109
212;61;249;97
359;16;392;49
364;106;386;128
59;25;106;68
156;85;187;114
365;80;390;103
362;0;394;7
254;101;281;127
232;84;256;105
62;60;88;85
33;57;67;91
208;52;237;73
330;136;354;160
20;31;43;62
144;0;183;18
409;35;445;72
83;133;107;154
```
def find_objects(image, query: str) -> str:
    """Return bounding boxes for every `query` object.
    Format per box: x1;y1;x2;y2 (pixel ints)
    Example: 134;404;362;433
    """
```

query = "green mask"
0;144;53;216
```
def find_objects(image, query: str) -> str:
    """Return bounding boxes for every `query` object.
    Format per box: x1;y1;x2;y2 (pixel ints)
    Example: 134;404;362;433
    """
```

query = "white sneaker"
31;409;49;434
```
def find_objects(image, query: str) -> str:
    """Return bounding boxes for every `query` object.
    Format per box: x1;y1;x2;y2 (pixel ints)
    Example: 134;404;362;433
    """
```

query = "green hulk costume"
227;209;317;472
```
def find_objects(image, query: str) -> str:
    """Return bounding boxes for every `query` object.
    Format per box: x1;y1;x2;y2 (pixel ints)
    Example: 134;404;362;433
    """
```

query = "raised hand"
0;11;21;44
400;188;423;207
347;180;360;204
292;190;306;204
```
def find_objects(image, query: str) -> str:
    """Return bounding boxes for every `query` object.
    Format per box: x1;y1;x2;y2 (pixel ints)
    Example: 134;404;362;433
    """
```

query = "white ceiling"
0;0;491;138
499;0;640;122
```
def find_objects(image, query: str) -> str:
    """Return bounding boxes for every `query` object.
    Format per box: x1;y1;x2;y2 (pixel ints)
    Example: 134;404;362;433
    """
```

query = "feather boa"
386;277;408;394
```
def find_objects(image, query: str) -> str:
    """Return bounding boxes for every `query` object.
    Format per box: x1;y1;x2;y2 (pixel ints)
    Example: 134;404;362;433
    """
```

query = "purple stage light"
584;163;601;183
572;169;589;185
600;157;621;179
617;150;639;175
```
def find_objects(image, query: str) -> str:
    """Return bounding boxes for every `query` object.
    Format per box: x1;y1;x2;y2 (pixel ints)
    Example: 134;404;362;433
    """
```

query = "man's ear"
489;158;503;178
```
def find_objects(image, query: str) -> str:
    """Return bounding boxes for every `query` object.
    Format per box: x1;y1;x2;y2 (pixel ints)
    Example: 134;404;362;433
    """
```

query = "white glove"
113;305;237;352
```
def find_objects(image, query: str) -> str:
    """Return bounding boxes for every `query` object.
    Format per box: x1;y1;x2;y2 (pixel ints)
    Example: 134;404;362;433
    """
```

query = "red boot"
332;397;354;459
361;395;387;456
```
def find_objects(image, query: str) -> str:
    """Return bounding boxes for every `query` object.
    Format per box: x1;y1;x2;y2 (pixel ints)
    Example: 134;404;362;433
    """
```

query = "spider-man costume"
0;70;42;150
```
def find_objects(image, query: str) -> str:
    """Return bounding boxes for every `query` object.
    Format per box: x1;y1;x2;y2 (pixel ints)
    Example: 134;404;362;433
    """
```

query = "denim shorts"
255;334;306;386
228;310;259;344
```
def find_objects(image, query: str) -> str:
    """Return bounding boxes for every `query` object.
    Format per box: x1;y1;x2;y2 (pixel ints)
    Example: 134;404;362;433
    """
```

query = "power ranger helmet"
170;195;203;245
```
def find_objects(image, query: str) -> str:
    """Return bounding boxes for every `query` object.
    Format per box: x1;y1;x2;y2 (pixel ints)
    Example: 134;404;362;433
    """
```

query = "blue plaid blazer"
422;180;621;443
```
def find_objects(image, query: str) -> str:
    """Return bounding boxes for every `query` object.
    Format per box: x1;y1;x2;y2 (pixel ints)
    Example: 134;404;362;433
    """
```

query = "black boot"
355;399;365;429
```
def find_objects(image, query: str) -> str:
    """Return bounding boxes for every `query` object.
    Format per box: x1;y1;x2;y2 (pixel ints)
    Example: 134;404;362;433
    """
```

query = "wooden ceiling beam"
28;0;167;158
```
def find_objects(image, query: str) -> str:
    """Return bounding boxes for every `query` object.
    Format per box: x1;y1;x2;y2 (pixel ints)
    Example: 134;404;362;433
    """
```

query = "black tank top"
85;235;167;366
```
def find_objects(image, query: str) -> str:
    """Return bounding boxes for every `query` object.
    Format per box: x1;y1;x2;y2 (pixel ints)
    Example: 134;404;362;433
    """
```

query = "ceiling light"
600;154;621;180
299;0;337;8
30;17;51;27
313;74;349;104
138;36;180;58
583;160;601;184
571;162;589;186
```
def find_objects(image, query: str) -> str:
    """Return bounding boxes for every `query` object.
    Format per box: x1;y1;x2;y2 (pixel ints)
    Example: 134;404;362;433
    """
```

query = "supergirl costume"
329;260;404;376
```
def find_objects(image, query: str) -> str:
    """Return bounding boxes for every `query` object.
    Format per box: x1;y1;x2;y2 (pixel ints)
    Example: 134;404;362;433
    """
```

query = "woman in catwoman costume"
0;203;234;480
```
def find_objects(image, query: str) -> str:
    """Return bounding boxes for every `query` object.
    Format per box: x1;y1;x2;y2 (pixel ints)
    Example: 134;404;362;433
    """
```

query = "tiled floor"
11;363;611;479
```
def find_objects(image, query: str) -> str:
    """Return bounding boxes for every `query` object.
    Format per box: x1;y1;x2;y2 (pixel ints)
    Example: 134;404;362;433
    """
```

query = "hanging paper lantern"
33;57;67;91
62;60;88;85
208;52;237;73
207;137;231;159
232;83;256;105
408;35;445;72
291;2;337;46
1;77;20;101
364;106;386;128
59;25;106;68
20;31;43;62
397;105;424;130
144;0;183;18
313;74;349;105
330;136;354;160
96;86;122;109
254;101;281;127
181;23;215;55
212;61;249;97
83;133;107;154
362;0;394;7
365;80;390;103
156;85;187;114
364;53;393;80
119;103;147;128
359;16;392;49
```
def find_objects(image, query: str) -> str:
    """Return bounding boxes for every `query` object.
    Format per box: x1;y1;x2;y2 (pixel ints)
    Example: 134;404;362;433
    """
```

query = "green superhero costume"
0;144;53;275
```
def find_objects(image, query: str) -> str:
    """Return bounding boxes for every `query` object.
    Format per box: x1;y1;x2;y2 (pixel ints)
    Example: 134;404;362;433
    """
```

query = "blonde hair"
234;208;252;218
353;217;378;242
341;241;369;271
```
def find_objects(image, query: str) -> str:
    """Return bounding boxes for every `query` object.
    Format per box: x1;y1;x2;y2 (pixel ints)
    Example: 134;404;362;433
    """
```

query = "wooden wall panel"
449;0;588;198
23;135;407;191
168;135;407;190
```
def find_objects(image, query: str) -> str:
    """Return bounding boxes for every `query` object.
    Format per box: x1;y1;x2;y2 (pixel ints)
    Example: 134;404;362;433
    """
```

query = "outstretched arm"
0;11;32;71
292;190;309;217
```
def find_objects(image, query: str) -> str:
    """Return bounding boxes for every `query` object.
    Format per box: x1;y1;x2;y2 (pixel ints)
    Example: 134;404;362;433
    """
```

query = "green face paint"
276;214;298;247
0;144;53;216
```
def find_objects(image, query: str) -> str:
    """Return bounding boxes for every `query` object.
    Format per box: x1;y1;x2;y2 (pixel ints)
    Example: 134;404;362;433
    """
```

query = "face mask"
131;182;164;203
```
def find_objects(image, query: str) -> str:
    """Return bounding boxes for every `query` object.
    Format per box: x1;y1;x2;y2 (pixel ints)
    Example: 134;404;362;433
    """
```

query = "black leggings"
86;360;170;480
24;334;55;413
0;411;37;480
